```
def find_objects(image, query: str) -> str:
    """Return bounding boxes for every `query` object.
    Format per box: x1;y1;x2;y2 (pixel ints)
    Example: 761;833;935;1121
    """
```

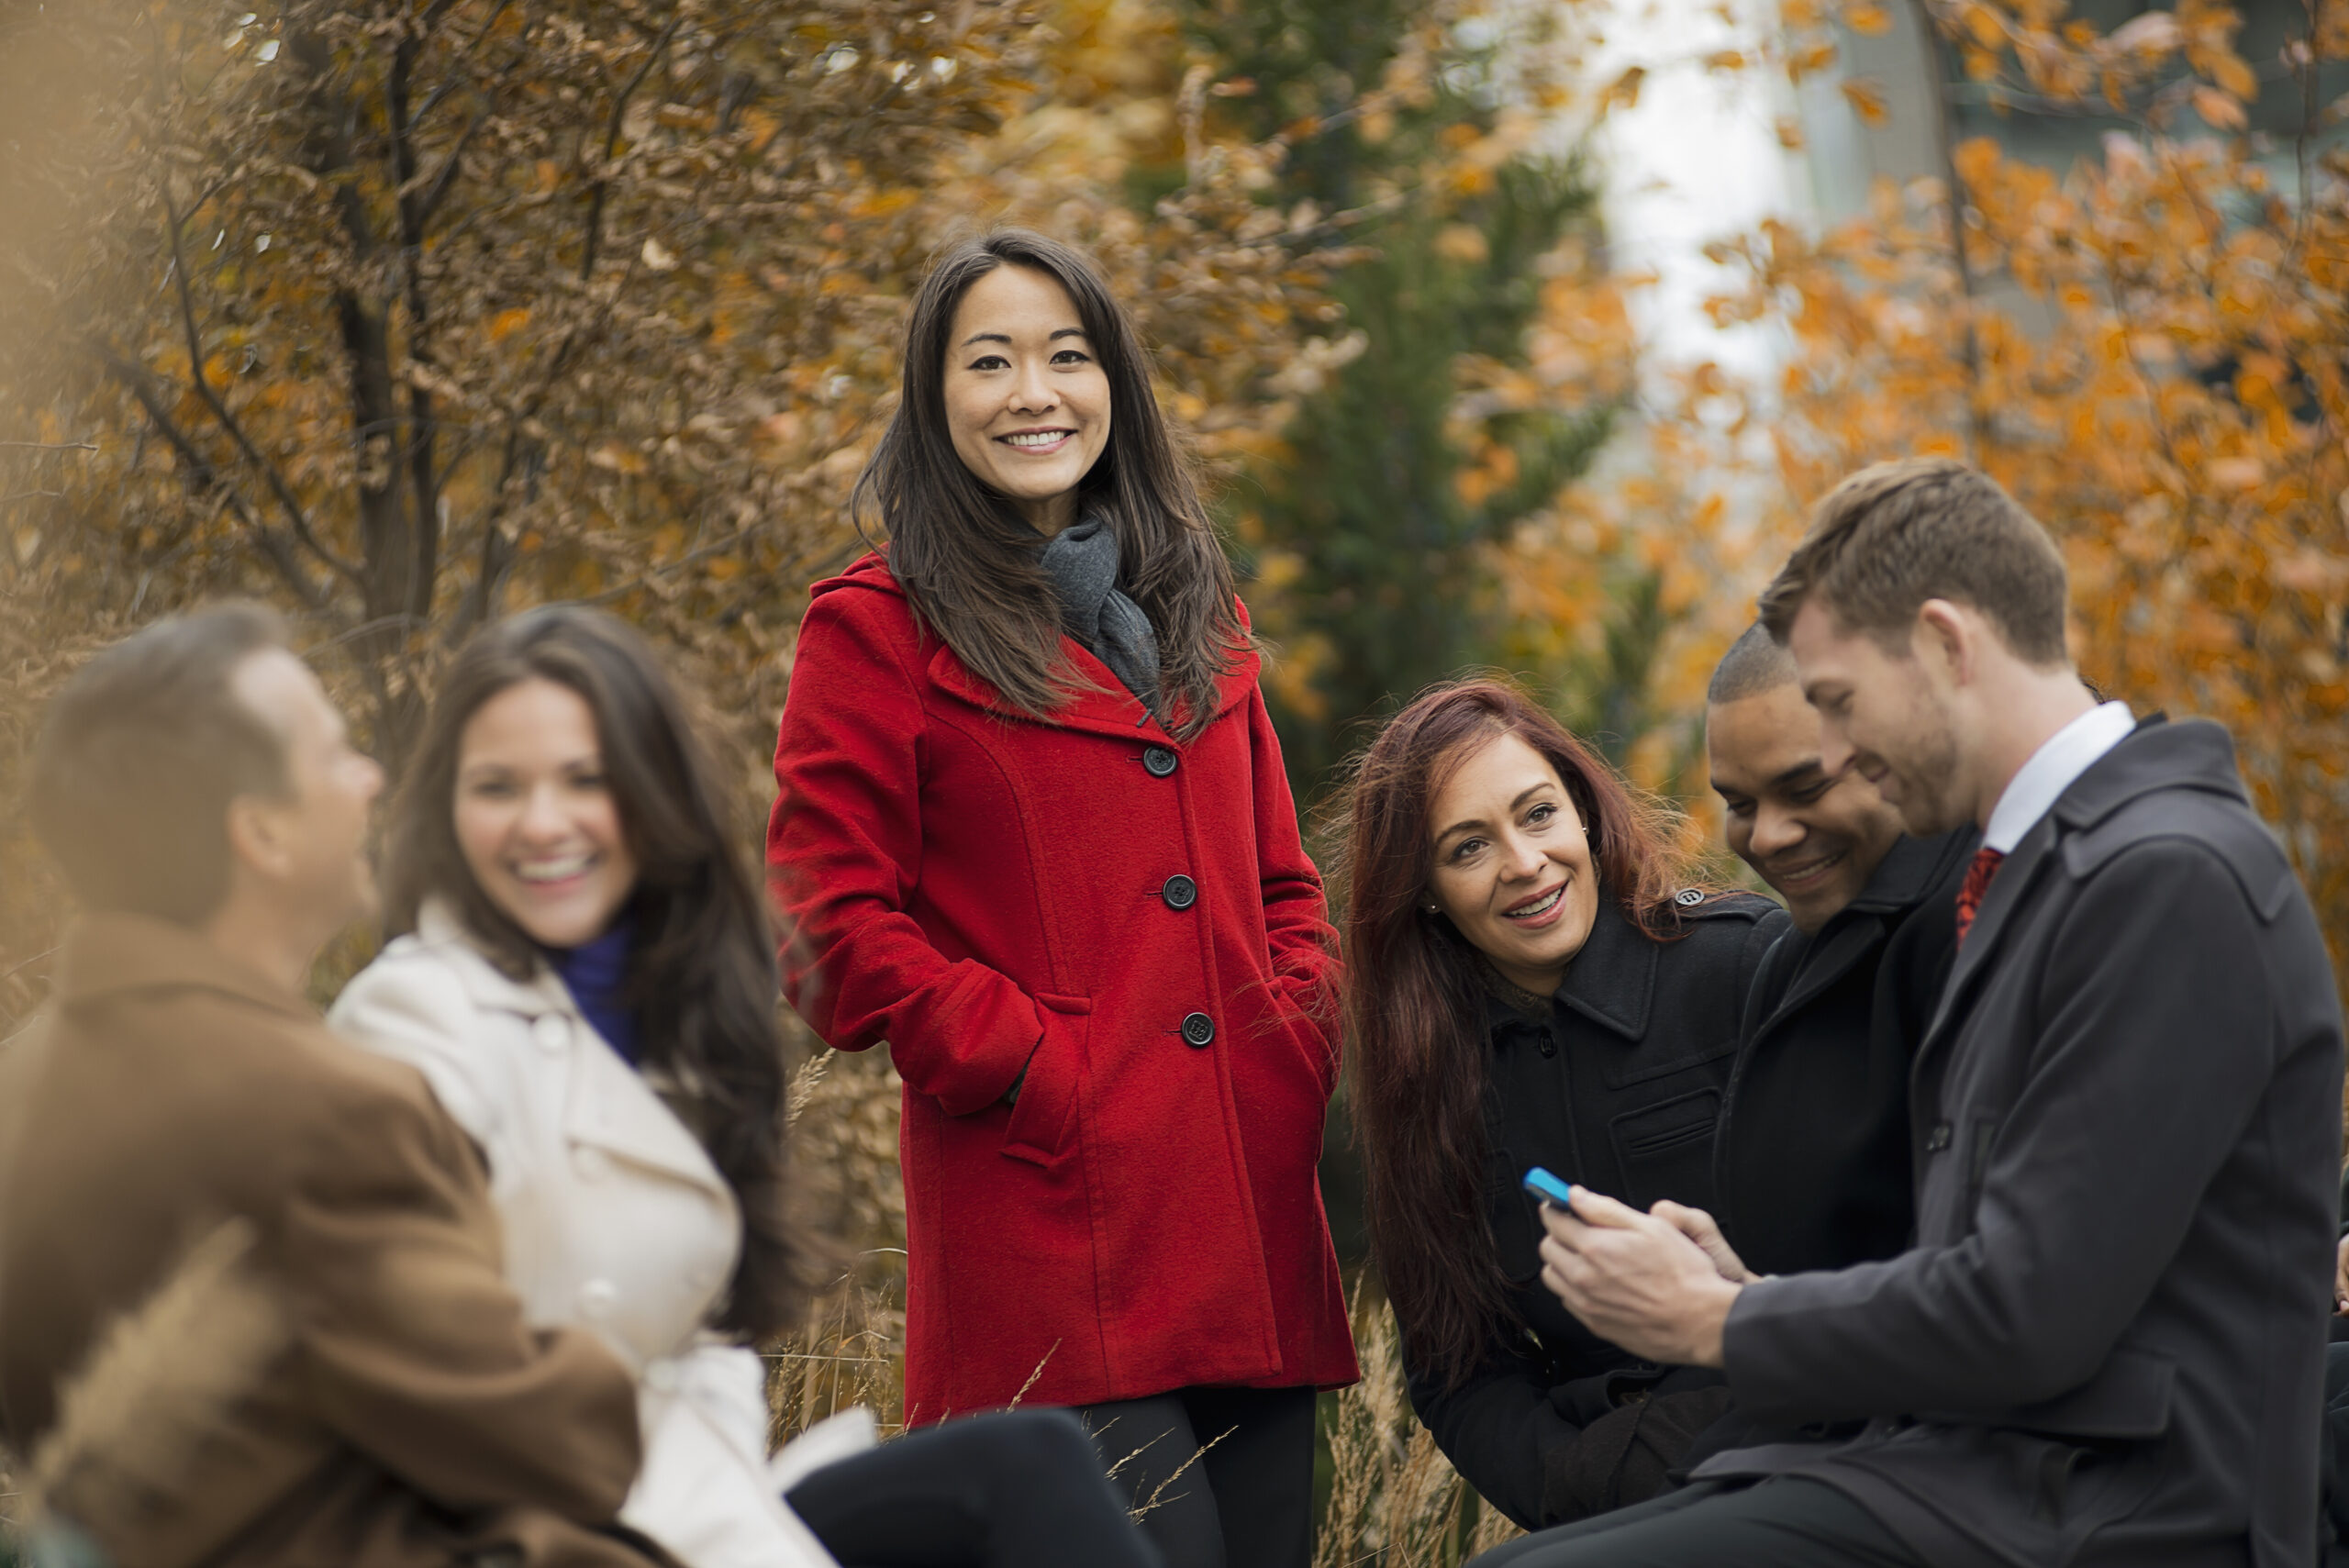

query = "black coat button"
1163;874;1198;910
1143;745;1178;777
1926;1121;1953;1152
1180;1012;1215;1048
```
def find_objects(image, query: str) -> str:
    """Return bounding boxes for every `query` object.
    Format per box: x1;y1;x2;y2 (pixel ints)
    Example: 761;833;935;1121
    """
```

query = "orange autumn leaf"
1841;77;1891;126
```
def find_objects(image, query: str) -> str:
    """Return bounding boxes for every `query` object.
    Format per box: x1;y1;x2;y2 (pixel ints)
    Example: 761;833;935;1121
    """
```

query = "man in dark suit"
1706;622;1974;1278
1475;458;2343;1568
0;606;662;1567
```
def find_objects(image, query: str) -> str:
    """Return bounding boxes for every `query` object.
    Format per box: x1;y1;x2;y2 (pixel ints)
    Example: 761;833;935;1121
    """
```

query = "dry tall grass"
1317;1294;1524;1567
761;1253;1526;1565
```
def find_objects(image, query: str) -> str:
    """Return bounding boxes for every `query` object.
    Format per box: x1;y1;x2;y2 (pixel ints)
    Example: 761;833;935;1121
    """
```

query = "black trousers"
786;1408;1163;1568
1075;1385;1319;1568
1466;1477;1923;1568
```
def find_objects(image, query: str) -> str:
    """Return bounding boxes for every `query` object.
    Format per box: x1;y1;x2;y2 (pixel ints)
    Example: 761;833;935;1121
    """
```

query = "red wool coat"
767;555;1357;1418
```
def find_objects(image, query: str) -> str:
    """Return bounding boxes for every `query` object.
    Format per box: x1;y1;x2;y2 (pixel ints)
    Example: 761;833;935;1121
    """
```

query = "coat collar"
925;630;1262;746
819;549;1264;745
1755;828;1977;1032
1841;827;1978;918
415;899;575;1019
1919;716;2227;1051
1549;896;1658;1041
56;912;316;1024
408;900;729;1198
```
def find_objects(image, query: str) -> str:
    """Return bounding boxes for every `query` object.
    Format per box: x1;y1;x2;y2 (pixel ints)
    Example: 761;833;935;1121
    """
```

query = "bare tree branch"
412;0;513;128
93;344;331;614
0;441;97;452
161;191;364;584
580;17;683;282
408;110;484;228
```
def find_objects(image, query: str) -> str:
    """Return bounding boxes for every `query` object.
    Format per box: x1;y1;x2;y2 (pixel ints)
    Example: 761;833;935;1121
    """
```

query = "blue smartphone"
1522;1166;1576;1208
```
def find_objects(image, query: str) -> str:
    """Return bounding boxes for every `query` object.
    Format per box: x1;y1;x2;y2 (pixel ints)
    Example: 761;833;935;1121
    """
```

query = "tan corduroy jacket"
0;913;669;1568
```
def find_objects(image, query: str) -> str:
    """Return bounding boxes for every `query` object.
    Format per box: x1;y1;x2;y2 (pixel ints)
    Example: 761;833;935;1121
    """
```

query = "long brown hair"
1336;679;1704;1387
382;606;822;1341
853;228;1246;740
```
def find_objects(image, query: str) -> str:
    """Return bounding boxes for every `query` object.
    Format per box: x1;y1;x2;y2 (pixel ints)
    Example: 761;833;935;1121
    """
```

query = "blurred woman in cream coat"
333;606;1161;1568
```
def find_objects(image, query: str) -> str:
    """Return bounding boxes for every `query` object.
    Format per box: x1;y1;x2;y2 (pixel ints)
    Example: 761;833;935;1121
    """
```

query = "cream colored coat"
330;902;872;1568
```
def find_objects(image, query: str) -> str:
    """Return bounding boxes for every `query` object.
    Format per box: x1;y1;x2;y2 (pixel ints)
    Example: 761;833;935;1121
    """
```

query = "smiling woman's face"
452;677;638;950
1426;729;1602;998
941;263;1112;537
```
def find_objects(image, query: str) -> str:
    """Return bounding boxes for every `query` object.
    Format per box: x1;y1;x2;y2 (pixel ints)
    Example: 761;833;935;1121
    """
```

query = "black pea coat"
1717;828;1976;1278
1701;718;2343;1568
1403;890;1787;1531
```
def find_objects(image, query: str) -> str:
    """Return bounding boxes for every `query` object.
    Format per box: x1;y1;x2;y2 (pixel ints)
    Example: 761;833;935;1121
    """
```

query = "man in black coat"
1705;621;1975;1277
1487;457;2343;1568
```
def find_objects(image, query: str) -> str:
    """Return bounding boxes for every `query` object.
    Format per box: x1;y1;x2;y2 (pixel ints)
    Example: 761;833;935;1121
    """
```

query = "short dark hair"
28;604;292;924
1707;622;1798;705
1757;458;2070;665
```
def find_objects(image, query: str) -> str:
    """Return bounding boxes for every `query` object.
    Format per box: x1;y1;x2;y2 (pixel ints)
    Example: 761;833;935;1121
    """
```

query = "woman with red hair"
1338;680;1786;1533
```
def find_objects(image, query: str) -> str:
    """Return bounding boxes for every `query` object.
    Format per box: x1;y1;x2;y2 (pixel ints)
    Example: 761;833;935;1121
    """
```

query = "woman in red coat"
767;229;1356;1568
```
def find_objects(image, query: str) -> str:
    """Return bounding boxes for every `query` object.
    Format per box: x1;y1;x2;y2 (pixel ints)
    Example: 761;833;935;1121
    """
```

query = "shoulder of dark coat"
2060;784;2297;923
1667;887;1781;924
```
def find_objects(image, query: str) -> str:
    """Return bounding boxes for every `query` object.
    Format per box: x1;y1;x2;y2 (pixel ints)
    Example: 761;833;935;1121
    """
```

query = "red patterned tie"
1954;846;2006;949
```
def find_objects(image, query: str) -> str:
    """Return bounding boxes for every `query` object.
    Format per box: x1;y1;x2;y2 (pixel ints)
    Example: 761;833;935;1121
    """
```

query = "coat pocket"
1001;993;1090;1168
1274;1005;1340;1099
1609;1088;1722;1213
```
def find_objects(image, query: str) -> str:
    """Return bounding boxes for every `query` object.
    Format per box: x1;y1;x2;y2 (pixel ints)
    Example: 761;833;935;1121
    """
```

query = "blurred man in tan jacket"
0;604;666;1568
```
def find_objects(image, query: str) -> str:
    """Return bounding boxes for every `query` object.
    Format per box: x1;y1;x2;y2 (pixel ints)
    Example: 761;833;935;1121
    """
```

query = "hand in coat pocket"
1001;994;1091;1167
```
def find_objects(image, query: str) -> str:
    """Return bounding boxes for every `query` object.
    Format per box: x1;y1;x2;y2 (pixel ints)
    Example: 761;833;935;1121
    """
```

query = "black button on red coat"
1143;745;1179;777
1180;1012;1216;1048
1163;874;1198;910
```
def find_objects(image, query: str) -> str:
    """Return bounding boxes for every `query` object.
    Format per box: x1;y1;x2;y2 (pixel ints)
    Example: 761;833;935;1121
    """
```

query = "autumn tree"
0;0;1365;1030
1671;0;2349;968
1178;0;1627;788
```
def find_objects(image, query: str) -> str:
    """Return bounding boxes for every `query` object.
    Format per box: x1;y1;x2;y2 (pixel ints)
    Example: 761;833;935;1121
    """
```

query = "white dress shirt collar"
1981;699;2137;853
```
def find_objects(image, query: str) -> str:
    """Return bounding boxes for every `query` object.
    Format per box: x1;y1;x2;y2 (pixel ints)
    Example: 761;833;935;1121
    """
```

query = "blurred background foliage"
5;0;2347;1558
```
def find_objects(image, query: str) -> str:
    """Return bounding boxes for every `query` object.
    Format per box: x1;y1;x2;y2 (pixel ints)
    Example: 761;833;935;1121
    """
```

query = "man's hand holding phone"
1522;1166;1746;1369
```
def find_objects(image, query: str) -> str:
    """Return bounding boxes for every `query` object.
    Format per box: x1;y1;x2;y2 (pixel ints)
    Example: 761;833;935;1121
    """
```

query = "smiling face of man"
1787;601;1970;839
1709;680;1906;933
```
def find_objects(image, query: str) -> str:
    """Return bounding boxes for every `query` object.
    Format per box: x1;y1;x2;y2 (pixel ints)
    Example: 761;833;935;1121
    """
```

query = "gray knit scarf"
1037;513;1160;714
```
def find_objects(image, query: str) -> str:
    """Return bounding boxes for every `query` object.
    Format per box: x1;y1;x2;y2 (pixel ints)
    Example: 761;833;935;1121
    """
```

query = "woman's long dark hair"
854;228;1245;740
383;606;821;1341
1335;679;1709;1387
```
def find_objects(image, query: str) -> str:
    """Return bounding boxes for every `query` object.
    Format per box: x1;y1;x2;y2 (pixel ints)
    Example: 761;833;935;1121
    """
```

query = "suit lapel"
560;1038;732;1200
417;905;732;1199
1916;814;2059;1065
